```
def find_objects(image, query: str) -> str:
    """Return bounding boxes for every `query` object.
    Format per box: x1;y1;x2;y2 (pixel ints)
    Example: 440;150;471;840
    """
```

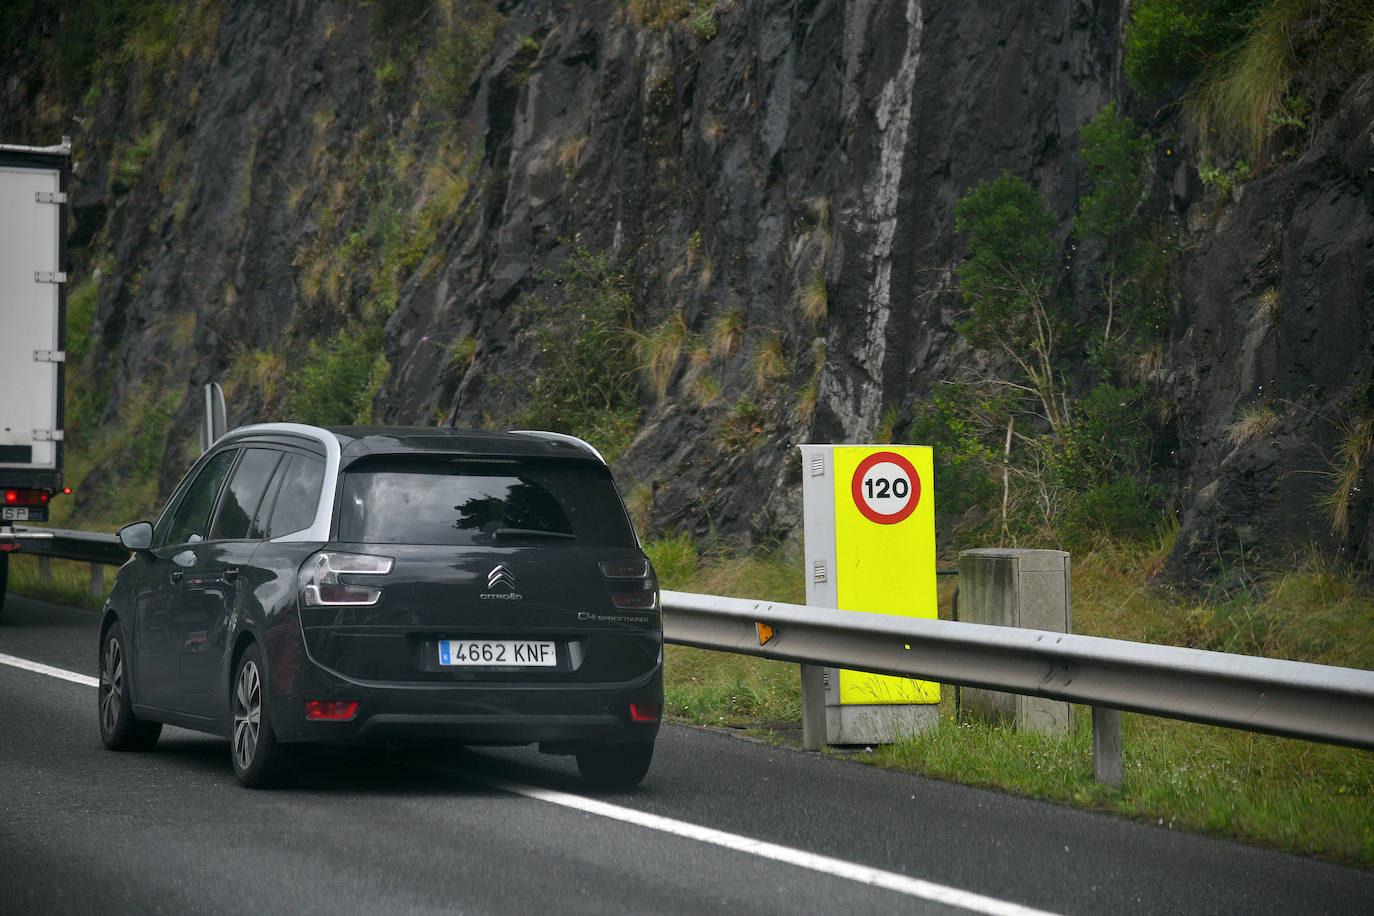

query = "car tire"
230;643;294;788
98;621;162;751
575;742;654;789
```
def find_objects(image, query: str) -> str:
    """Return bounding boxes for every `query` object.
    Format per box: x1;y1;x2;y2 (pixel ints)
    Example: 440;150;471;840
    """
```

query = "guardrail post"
800;664;826;751
1092;707;1123;789
37;555;52;582
957;548;1072;734
91;563;105;597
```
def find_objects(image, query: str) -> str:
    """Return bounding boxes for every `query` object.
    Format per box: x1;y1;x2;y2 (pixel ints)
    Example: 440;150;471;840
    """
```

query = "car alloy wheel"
98;621;161;751
232;655;263;774
100;635;123;735
230;644;292;787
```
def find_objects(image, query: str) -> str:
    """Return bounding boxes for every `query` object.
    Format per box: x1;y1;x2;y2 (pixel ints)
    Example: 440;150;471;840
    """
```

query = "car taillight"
600;558;659;610
629;703;660;723
305;700;358;720
300;552;394;607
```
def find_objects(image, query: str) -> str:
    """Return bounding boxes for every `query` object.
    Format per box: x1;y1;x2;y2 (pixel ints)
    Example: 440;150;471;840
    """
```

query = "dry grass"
709;307;745;360
799;270;827;324
638;312;689;400
225;348;288;404
1320;412;1374;538
751;331;786;388
557;134;588;173
1189;1;1299;161
1225;402;1277;448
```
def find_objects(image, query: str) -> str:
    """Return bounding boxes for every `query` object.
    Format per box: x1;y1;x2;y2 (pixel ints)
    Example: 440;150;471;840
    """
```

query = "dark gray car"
98;425;662;788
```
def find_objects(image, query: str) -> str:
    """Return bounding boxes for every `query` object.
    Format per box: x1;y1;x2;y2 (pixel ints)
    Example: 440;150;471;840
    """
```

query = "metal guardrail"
660;589;1374;752
1;526;128;594
3;526;128;565
6;528;1372;759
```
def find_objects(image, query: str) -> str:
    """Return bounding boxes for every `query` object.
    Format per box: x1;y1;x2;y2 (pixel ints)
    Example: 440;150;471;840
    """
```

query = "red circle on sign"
851;451;920;525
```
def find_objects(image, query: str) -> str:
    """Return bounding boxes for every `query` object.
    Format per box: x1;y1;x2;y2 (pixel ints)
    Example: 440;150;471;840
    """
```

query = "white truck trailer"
0;139;72;614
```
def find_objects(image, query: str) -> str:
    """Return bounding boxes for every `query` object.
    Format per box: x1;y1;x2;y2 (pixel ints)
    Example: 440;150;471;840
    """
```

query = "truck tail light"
4;489;49;506
300;552;394;607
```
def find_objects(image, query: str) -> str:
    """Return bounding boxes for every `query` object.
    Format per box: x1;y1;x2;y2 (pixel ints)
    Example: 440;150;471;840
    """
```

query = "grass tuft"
799;270;827;324
1225;401;1277;447
638;312;689;400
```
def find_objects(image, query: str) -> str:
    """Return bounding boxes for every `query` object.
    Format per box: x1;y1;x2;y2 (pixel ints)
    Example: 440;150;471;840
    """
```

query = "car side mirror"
118;521;154;552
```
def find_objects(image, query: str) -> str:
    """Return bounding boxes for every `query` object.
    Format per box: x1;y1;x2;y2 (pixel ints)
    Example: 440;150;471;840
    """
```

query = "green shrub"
422;2;504;112
643;533;700;587
1124;0;1264;98
1076;104;1151;247
1076;104;1173;364
289;322;387;426
905;388;1000;516
1129;1;1372;159
516;247;641;459
955;171;1067;431
1052;383;1164;543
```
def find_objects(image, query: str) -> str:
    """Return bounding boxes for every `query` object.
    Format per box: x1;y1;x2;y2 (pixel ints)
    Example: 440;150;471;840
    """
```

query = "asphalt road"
1;594;1370;914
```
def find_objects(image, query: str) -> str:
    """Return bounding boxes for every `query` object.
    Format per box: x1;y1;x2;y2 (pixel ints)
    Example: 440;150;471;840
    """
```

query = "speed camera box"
800;444;939;745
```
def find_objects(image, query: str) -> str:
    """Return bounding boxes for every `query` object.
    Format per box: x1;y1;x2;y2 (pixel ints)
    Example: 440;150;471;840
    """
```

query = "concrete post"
957;548;1072;735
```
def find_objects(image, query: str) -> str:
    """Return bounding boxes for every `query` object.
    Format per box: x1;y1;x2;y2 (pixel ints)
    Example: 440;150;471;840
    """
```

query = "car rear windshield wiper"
493;527;576;540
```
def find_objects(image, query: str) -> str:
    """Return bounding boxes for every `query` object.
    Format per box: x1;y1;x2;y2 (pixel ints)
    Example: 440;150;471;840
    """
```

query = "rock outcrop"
1;0;1369;579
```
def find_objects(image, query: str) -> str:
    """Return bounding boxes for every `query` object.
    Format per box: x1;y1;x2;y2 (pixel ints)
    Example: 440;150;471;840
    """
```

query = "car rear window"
337;457;636;547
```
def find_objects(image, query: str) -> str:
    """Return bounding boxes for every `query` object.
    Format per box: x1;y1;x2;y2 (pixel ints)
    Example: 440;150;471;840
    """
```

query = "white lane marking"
449;768;1062;916
5;653;1059;915
0;652;98;688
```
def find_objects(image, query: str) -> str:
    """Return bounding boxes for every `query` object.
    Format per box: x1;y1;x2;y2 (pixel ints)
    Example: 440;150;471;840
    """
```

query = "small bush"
1124;0;1263;98
517;246;641;459
955;171;1067;430
905;389;1000;516
643;533;700;587
289;322;387;426
1052;383;1164;543
1076;105;1175;366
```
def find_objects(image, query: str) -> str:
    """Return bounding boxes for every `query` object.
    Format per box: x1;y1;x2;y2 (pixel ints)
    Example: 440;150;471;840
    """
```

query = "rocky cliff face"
1163;75;1374;578
384;0;1128;544
2;0;1370;580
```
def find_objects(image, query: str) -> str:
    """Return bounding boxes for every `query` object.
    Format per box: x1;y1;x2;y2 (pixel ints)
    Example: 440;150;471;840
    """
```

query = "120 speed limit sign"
850;451;921;525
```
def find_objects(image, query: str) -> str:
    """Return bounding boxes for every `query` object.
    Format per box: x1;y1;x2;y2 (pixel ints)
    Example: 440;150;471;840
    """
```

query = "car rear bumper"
269;657;663;749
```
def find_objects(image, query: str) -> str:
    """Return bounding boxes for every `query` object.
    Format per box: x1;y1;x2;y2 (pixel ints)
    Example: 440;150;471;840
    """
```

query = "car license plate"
2;508;29;521
438;640;556;667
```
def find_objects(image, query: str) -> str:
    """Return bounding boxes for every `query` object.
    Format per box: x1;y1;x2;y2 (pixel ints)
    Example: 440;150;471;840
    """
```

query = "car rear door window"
337;458;636;547
265;453;325;537
159;449;237;547
210;448;283;541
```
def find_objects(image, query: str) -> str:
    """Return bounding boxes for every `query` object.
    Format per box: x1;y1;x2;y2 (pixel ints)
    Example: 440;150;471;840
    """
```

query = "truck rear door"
0;141;68;515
